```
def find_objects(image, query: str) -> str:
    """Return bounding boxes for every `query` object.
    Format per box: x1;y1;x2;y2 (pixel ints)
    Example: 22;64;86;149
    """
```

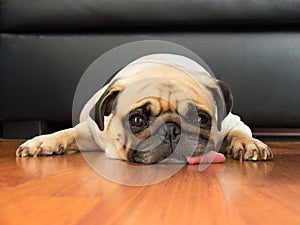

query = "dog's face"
93;64;232;164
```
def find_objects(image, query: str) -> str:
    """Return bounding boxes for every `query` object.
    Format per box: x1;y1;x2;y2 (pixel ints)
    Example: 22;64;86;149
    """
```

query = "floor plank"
0;139;300;225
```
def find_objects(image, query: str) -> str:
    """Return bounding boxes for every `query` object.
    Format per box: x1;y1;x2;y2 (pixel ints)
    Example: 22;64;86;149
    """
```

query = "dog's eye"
198;113;211;126
129;114;147;128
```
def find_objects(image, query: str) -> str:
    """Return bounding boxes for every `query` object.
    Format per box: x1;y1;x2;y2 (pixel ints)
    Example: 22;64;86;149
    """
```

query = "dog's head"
92;62;233;164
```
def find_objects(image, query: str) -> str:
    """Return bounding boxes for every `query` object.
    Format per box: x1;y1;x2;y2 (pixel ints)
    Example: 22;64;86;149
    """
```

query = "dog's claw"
56;146;65;155
249;150;258;161
21;148;29;157
16;147;22;157
33;148;42;157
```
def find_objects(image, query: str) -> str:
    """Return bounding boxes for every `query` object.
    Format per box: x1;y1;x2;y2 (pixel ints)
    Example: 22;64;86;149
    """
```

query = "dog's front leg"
16;121;98;157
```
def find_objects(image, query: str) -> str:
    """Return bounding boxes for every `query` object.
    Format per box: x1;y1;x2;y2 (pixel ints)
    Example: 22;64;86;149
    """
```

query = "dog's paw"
227;137;273;161
16;135;66;157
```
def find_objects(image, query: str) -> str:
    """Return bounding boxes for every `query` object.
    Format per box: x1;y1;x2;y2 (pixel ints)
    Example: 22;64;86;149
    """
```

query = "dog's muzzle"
128;122;186;164
159;122;181;147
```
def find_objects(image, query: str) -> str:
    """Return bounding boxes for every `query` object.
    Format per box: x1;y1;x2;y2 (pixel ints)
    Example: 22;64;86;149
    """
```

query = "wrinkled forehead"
114;64;211;114
116;62;202;85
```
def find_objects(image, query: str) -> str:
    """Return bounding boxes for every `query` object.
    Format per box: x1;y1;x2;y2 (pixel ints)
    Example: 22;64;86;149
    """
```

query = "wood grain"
0;139;300;225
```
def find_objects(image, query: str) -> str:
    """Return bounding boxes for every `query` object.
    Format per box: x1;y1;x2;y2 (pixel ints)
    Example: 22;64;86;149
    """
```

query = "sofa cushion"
1;32;300;128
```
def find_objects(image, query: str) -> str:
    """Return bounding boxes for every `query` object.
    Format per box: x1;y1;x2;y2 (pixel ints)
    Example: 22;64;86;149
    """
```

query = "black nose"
159;123;181;144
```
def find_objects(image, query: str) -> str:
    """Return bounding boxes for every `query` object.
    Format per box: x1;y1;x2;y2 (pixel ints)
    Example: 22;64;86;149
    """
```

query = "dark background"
1;0;300;139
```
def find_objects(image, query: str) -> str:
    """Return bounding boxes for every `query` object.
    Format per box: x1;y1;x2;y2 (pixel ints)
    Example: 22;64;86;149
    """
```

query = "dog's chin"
127;142;208;164
128;152;188;164
127;145;176;164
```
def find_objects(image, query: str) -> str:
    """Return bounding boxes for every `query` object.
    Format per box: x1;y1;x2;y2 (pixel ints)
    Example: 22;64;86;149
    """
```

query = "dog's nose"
159;123;181;144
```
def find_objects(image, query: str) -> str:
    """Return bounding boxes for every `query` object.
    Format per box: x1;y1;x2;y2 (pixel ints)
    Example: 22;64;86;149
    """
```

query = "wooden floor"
1;139;300;225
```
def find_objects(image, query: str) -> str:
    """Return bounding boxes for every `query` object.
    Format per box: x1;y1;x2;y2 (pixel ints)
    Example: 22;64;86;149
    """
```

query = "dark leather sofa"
1;0;300;138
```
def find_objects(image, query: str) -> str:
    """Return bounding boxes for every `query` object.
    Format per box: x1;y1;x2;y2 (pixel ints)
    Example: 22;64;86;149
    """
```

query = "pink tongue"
187;151;226;164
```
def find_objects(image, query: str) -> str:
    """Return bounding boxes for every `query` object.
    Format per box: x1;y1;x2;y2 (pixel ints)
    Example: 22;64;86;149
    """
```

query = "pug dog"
16;54;273;164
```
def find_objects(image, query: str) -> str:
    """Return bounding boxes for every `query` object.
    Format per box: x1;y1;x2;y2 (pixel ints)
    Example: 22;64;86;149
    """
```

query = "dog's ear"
91;83;124;131
206;80;233;131
217;80;233;115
